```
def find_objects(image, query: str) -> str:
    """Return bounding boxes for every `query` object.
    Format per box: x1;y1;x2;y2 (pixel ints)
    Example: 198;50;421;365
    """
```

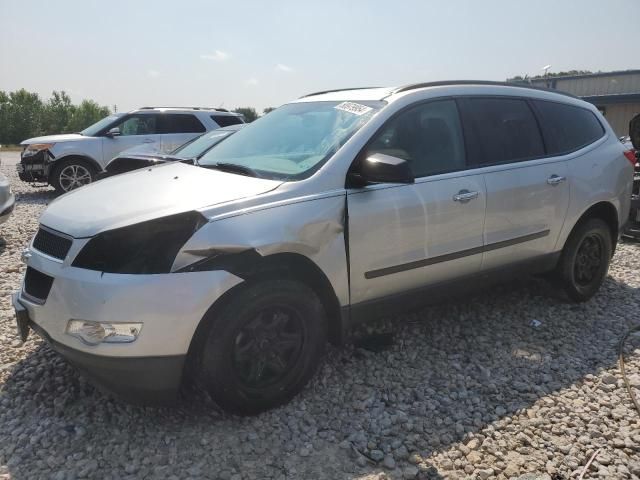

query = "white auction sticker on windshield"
334;101;373;116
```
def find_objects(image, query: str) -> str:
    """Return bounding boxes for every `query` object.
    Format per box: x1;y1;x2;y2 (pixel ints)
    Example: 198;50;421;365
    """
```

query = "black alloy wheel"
198;279;326;415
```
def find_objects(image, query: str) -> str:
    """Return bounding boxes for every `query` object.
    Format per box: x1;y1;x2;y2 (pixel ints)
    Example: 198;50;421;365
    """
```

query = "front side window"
366;99;466;177
533;100;604;154
116;115;158;136
80;114;124;136
198;101;383;180
462;98;545;165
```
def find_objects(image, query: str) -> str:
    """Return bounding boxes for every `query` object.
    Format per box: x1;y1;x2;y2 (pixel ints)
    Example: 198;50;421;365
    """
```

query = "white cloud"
245;78;259;86
276;63;293;72
147;69;160;78
200;50;231;61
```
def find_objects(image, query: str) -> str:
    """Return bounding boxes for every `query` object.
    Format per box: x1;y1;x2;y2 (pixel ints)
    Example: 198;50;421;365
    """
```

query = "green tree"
65;99;111;133
263;107;276;115
42;90;75;134
233;107;259;123
0;91;10;145
507;70;594;83
2;89;44;144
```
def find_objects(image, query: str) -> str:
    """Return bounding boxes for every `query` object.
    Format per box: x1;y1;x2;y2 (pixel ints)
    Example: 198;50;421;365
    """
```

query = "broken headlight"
72;211;207;274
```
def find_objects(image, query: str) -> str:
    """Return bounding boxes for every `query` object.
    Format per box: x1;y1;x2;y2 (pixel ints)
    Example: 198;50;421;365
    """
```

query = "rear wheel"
557;218;612;302
198;280;326;415
51;159;96;193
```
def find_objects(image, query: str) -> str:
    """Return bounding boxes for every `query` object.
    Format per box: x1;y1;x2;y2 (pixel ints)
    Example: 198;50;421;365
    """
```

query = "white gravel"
0;162;638;480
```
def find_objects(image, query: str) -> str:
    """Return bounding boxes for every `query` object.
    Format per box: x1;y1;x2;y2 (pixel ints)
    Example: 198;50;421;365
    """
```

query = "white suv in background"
18;107;244;193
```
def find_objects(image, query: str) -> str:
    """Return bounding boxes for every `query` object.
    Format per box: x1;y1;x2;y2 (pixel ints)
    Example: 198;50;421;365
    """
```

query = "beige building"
523;70;640;138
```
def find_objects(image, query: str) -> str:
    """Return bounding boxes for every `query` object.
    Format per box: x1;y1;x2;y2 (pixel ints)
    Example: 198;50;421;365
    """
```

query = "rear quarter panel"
554;135;633;251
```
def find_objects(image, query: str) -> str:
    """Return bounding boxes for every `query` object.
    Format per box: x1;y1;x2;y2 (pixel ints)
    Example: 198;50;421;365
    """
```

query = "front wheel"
198;280;327;415
557;218;612;302
51;159;96;193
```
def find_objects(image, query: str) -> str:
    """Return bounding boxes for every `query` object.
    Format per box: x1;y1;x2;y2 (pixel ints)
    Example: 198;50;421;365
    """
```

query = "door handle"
453;189;479;203
547;175;566;186
143;139;154;143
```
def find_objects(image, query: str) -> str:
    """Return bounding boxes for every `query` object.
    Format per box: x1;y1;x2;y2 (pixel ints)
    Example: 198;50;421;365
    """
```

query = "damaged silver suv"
13;82;633;414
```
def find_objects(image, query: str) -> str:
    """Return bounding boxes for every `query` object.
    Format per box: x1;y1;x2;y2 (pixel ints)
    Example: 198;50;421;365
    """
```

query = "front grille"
24;267;54;302
32;227;72;260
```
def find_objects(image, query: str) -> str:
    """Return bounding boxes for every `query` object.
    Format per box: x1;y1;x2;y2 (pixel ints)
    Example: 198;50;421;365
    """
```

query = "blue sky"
1;0;638;112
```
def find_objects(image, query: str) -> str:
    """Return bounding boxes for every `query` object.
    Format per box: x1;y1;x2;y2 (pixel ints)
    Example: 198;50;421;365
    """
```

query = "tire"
198;279;327;415
51;158;97;194
557;218;612;302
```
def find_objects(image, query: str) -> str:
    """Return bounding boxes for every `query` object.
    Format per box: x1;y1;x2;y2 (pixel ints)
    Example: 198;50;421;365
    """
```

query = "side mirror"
105;127;121;138
352;153;414;186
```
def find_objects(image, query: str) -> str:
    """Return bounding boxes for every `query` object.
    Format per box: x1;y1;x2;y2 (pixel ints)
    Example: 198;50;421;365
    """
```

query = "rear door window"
459;97;545;166
366;99;466;177
211;115;244;127
532;100;604;154
159;114;206;133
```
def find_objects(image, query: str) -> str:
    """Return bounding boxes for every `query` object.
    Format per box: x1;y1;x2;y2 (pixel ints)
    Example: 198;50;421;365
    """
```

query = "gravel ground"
0;162;639;480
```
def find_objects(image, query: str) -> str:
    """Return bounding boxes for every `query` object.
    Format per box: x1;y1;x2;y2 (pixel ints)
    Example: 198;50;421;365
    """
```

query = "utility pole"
542;65;552;88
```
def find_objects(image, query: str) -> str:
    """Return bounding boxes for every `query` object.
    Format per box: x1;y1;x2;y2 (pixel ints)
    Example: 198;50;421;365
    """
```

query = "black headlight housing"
72;211;207;274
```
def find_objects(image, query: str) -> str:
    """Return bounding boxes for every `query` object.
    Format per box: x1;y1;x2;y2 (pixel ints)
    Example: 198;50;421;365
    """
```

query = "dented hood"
39;163;282;238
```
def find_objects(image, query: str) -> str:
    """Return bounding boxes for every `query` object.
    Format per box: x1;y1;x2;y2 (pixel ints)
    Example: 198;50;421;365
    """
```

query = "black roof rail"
138;106;238;113
391;80;580;99
300;87;382;98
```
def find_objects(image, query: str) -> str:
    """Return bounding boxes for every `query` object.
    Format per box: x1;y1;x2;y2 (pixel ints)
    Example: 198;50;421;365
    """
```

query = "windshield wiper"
205;162;260;177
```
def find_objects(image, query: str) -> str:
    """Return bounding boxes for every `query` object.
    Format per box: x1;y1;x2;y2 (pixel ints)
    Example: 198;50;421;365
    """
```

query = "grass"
0;145;22;152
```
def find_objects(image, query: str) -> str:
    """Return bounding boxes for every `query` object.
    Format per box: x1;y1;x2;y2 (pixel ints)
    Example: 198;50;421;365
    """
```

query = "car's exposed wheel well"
572;201;619;254
186;252;344;374
48;155;101;182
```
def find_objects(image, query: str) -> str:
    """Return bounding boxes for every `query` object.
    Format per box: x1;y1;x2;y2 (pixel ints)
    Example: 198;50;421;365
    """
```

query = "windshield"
198;101;383;180
80;114;124;136
173;129;237;158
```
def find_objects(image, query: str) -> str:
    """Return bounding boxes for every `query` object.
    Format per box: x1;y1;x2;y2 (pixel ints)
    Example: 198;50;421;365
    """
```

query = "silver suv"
13;82;633;414
18;107;244;192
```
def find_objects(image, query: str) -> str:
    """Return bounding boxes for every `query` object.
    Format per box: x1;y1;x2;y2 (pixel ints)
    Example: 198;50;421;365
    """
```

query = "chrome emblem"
21;248;32;263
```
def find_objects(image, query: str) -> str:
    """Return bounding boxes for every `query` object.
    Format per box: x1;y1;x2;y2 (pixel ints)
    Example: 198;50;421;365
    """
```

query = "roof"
298;80;579;102
132;107;240;114
295;87;393;102
581;93;640;105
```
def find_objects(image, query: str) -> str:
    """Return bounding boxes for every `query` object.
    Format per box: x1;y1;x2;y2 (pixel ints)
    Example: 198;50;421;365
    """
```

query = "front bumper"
14;293;185;403
17;150;49;182
14;248;243;403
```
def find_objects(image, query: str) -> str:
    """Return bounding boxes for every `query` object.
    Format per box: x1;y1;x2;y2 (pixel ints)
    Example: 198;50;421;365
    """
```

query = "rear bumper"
13;293;185;404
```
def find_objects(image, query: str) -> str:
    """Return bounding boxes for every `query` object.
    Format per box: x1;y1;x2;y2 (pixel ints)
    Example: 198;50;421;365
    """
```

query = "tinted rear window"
159;114;206;133
211;115;244;127
461;98;545;165
532;100;604;154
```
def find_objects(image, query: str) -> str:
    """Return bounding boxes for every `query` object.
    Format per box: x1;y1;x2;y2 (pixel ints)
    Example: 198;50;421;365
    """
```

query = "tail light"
624;150;637;166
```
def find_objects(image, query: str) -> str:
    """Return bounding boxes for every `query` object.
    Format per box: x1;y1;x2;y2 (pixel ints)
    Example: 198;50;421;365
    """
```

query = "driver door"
101;114;162;166
347;99;487;305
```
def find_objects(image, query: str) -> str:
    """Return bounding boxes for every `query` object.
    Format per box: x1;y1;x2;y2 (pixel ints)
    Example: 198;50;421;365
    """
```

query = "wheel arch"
186;251;344;372
48;154;102;183
567;201;619;254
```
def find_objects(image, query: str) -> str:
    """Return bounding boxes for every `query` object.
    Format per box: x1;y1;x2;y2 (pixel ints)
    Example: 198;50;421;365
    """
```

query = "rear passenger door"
159;114;206;153
347;100;487;304
458;97;569;271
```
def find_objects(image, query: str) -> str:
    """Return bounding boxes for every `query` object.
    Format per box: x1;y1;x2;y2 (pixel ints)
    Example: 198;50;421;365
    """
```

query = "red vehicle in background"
623;115;640;238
